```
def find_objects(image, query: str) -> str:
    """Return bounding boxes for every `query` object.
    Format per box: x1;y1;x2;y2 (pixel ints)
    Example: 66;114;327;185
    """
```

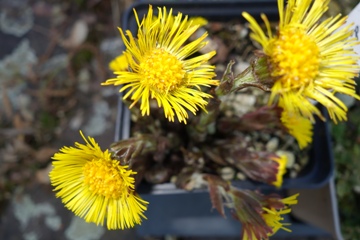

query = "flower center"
83;158;126;199
268;27;320;89
139;48;186;94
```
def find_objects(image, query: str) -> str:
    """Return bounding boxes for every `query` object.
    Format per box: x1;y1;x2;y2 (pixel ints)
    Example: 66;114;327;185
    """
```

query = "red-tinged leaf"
203;173;230;190
203;174;229;217
231;188;273;239
208;181;225;217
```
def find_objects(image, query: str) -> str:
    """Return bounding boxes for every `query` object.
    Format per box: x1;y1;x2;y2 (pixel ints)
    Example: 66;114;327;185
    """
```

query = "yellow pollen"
139;48;186;93
83;159;126;199
268;27;320;89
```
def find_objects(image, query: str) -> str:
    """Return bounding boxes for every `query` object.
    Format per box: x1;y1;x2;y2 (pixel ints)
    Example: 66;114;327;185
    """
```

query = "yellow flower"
262;207;292;236
238;192;299;240
49;131;148;230
108;16;207;72
280;107;313;149
109;54;128;72
243;0;360;123
271;154;287;188
262;193;299;237
281;193;299;206
102;5;218;123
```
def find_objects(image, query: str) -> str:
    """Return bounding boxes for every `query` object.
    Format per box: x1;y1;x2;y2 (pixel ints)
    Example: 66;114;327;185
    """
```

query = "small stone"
45;215;62;231
238;27;249;38
0;4;34;37
60;19;89;49
0;39;37;89
236;172;246;180
65;216;105;240
290;170;298;178
170;175;177;183
234;60;250;74
254;142;264;151
293;163;301;171
276;150;295;168
299;155;309;167
13;193;56;230
266;137;279;152
233;94;256;116
224;110;233;118
220;167;235;181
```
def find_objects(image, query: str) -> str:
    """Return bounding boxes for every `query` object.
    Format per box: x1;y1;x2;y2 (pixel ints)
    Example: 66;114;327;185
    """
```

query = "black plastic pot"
115;0;338;238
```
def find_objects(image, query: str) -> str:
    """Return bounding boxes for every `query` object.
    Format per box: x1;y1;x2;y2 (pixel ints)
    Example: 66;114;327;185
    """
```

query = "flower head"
261;207;292;235
229;189;299;240
108;16;208;73
280;105;314;149
243;0;360;123
255;193;299;239
102;5;218;123
271;154;287;188
227;147;287;188
49;131;148;230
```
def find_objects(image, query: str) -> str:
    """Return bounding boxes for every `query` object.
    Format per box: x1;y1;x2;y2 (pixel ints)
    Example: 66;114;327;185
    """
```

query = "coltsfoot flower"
271;154;287;188
108;16;208;73
280;107;314;149
261;193;299;236
243;0;360;123
229;189;299;240
205;136;288;188
278;97;313;149
102;5;218;123
49;131;148;230
233;150;288;188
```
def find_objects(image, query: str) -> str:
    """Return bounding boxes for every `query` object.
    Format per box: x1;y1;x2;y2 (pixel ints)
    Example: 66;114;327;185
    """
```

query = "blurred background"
0;0;359;239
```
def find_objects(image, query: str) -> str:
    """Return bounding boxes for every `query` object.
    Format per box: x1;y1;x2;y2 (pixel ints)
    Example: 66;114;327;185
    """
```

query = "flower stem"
215;56;274;97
